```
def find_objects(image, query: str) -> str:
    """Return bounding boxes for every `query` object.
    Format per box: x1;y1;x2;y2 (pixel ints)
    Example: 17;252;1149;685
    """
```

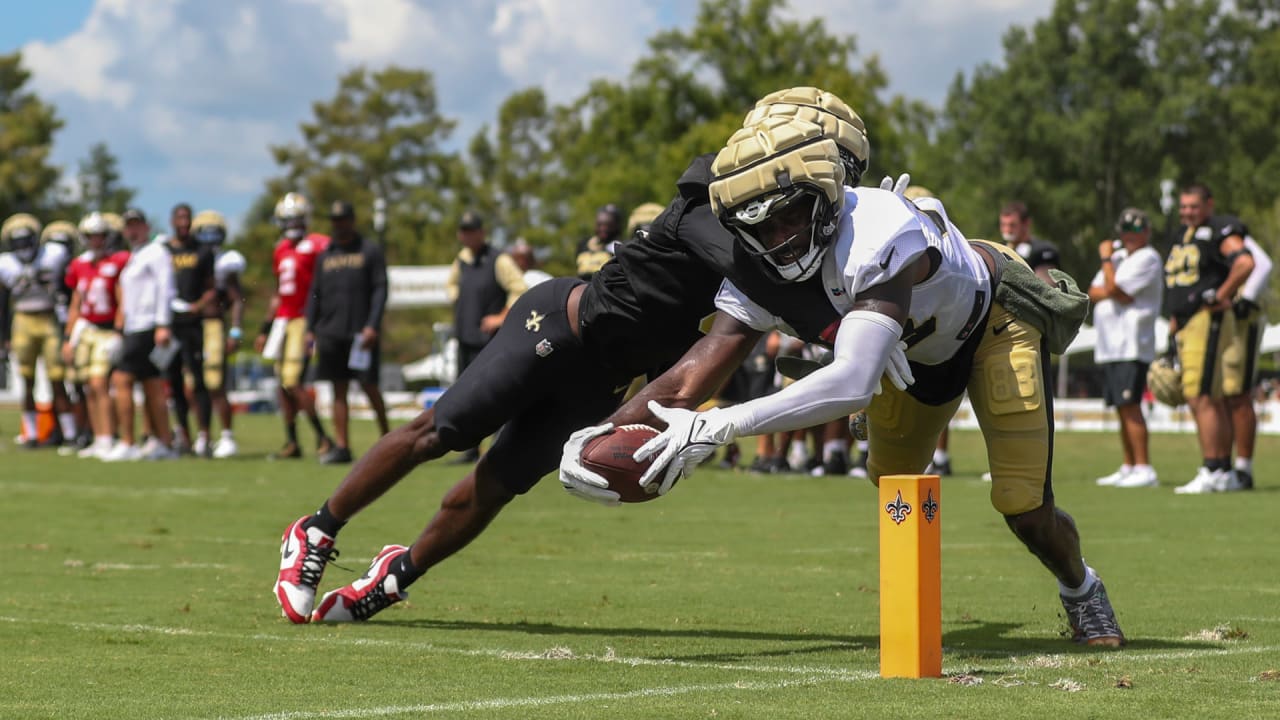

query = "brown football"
580;424;663;503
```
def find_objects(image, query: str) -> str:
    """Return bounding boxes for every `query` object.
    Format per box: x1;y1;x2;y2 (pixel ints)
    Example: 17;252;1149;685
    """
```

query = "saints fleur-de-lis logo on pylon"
885;490;912;525
525;310;545;332
922;488;938;524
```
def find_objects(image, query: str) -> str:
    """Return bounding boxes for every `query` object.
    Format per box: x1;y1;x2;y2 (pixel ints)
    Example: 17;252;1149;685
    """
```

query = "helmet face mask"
275;192;310;240
724;186;830;282
9;229;38;263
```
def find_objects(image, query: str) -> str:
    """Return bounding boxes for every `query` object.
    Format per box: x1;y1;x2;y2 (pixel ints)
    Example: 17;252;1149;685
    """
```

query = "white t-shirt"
120;242;174;333
1091;245;1163;363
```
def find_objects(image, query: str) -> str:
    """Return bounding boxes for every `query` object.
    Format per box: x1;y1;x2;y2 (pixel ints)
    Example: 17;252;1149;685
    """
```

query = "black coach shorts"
315;335;381;385
1101;360;1148;407
431;277;635;494
119;330;160;380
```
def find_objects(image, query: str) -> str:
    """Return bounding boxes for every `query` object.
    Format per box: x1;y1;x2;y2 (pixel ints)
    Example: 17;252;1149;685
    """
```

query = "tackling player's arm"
605;312;763;427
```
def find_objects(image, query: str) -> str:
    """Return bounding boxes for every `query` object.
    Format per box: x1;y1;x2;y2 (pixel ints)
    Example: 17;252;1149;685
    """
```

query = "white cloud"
19;0;1052;234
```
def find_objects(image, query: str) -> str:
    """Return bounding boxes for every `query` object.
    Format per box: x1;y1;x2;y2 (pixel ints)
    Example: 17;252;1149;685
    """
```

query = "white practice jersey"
716;187;992;366
0;242;70;314
214;249;246;290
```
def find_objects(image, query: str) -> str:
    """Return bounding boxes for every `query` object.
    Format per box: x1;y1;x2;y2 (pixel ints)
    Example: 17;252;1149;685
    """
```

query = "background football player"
253;192;333;459
62;212;130;459
1165;184;1256;494
0;213;76;448
192;210;246;459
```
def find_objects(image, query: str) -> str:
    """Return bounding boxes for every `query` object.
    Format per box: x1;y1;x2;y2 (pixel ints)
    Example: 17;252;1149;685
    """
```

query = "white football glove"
558;423;621;506
879;173;912;196
634;401;735;495
884;340;914;391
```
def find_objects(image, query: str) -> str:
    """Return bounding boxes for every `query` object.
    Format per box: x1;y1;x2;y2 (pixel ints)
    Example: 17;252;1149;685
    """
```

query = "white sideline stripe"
0;616;872;677
5;615;1277;677
77;562;231;571
0;480;228;497
216;677;853;720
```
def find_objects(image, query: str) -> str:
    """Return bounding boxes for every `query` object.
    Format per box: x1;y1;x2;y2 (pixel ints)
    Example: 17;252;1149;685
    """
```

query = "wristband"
229;326;243;340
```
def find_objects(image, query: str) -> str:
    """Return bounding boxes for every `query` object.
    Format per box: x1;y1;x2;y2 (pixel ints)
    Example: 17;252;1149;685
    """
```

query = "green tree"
76;141;136;213
0;52;63;217
920;0;1280;281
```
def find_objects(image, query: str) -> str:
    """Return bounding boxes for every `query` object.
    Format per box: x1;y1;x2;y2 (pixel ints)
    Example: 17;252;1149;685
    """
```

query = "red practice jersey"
272;233;329;319
65;250;131;326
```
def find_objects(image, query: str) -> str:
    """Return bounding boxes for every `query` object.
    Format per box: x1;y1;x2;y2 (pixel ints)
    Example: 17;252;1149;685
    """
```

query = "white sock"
21;412;37;440
933;449;950;465
59;413;77;439
822;439;846;461
1133;464;1154;474
220;429;234;440
856;440;869;452
94;434;113;449
1234;457;1252;473
1059;565;1099;599
1119;463;1133;474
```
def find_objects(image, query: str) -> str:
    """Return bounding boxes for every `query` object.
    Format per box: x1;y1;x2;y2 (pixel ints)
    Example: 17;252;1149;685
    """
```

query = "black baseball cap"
122;208;147;224
328;200;355;220
459;210;483;230
1116;207;1149;233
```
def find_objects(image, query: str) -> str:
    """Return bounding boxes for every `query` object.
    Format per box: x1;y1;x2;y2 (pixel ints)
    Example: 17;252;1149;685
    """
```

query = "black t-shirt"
306;234;388;340
1164;214;1247;320
167;240;214;325
577;155;736;377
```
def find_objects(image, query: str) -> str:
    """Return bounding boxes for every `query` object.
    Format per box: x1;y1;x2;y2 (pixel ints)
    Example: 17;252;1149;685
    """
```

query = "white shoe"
212;436;238;459
144;443;179;461
1113;466;1158;488
193;434;209;457
1175;467;1221;494
78;441;111;459
101;443;142;463
1218;470;1246;492
1095;466;1130;486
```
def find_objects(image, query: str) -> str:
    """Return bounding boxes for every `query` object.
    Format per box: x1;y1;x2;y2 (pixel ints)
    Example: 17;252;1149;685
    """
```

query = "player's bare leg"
1227;394;1255;488
360;380;390;436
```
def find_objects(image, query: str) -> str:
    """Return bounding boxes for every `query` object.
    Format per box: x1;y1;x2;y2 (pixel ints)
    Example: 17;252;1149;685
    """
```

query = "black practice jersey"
577;155;737;377
167;240;215;325
1164;214;1246;320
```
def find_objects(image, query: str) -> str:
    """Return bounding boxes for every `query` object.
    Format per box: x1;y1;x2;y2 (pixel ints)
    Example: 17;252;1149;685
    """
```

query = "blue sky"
10;0;1052;237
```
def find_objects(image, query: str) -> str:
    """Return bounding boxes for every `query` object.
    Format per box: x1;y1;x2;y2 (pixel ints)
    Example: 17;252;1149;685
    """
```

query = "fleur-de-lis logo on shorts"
885;490;912;525
922;488;938;524
525;310;545;332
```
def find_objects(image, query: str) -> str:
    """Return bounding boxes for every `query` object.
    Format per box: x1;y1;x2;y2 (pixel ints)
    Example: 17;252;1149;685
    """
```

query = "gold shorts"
203;318;226;390
1175;307;1237;399
275;317;310;388
76;326;120;381
864;240;1054;517
11;311;65;381
1223;306;1264;396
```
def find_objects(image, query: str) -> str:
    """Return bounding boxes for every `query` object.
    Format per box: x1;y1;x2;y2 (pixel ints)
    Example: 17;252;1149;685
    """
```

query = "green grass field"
2;411;1278;719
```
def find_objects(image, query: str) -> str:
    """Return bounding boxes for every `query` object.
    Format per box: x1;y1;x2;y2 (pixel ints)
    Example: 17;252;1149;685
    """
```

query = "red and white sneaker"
311;545;409;622
274;516;338;624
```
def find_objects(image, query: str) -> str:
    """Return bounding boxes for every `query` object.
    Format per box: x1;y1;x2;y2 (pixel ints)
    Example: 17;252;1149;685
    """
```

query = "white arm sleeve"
718;310;901;437
1241;236;1272;303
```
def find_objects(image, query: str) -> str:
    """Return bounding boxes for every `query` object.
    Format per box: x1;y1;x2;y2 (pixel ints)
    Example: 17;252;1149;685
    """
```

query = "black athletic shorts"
315;334;381;385
432;277;635;494
1101;360;1148;407
119;330;160;380
167;321;207;389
